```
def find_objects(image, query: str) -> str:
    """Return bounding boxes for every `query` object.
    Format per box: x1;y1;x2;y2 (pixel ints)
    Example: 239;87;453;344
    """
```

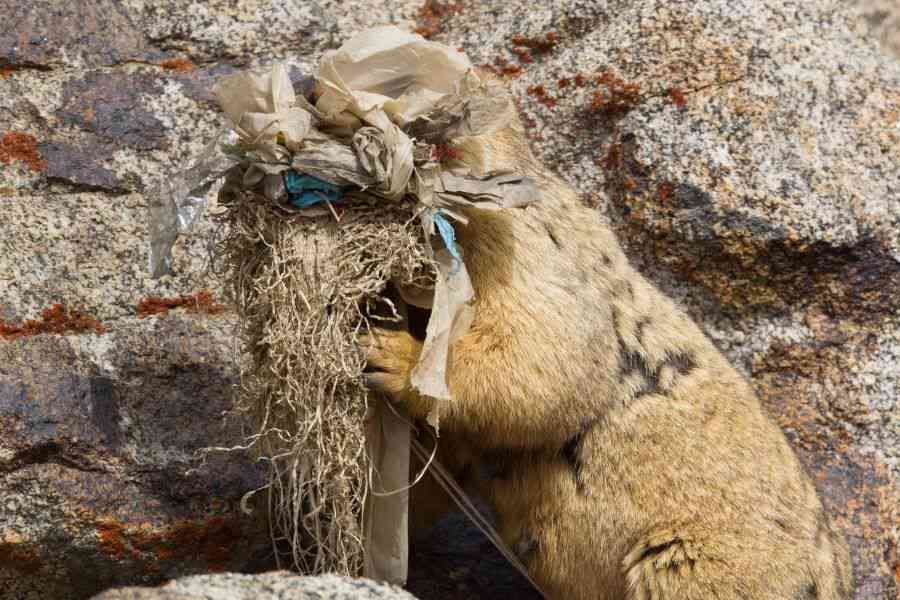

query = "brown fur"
362;98;853;599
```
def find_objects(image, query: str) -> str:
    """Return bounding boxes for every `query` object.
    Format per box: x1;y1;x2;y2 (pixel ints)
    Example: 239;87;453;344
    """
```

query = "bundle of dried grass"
145;26;539;582
214;179;433;575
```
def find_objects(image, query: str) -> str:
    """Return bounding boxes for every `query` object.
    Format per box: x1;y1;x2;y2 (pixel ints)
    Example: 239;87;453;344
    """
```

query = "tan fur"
362;103;853;599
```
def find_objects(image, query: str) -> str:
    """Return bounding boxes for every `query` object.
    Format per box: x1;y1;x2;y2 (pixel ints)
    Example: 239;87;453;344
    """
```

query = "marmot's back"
364;121;853;599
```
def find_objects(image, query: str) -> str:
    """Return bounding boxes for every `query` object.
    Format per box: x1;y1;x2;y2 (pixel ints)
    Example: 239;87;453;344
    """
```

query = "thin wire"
410;437;547;599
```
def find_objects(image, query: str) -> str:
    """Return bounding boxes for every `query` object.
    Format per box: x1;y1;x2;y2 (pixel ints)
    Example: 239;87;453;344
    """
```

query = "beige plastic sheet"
364;397;411;584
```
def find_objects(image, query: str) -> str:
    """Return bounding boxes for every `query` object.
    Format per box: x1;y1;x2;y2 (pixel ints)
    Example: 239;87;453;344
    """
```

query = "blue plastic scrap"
433;211;463;273
283;171;345;208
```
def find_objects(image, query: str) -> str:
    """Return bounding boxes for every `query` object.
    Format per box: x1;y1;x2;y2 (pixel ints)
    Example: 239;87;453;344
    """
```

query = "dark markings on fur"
514;534;538;563
601;252;612;267
773;516;790;532
560;418;596;492
639;538;695;571
613;308;698;399
639;538;680;560
450;461;475;490
477;450;514;481
626;280;635;300
544;223;562;249
666;352;697;377
634;317;651;346
796;582;819;600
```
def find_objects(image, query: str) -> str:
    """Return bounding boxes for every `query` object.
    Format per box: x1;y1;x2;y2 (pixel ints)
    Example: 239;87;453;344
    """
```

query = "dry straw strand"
214;181;433;575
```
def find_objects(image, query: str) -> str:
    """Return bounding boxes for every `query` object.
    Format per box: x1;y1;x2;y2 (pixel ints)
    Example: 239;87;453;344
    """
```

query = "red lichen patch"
433;143;461;162
510;46;533;64
0;544;43;575
526;84;557;108
668;87;687;108
589;71;642;118
511;32;558;54
657;181;674;202
574;73;587;87
0;304;106;340
0;68;13;79
160;58;196;73
489;57;523;77
415;0;463;39
0;132;46;172
601;142;622;173
557;77;570;89
136;291;226;318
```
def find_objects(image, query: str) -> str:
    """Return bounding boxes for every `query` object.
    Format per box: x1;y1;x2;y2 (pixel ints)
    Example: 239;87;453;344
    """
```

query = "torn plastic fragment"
213;63;311;161
432;211;463;272
148;128;240;278
316;25;472;128
284;171;345;208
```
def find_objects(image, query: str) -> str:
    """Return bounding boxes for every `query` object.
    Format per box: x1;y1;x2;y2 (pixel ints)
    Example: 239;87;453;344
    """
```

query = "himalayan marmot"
362;82;852;600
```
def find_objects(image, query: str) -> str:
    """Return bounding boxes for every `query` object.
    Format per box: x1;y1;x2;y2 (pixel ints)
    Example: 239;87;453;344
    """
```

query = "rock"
89;572;417;599
0;315;272;600
1;0;898;599
854;0;900;59
0;0;159;70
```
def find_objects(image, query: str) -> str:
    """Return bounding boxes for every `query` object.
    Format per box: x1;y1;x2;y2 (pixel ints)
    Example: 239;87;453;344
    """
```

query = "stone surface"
90;572;417;600
0;314;272;600
854;0;900;59
1;0;898;599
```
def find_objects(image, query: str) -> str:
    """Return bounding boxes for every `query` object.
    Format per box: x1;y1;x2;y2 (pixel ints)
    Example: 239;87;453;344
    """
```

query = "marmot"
362;86;853;600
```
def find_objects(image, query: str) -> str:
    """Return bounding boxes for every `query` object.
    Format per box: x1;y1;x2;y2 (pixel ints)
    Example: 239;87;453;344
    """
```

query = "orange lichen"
97;520;130;560
160;58;196;73
668;87;687;108
0;68;13;79
0;132;46;172
557;77;570;88
527;84;557;108
589;71;641;118
0;304;106;340
136;291;226;318
96;516;241;572
657;181;674;202
415;0;463;39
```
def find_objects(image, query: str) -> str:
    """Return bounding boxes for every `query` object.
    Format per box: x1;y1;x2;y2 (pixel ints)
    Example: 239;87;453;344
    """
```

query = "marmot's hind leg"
623;532;846;600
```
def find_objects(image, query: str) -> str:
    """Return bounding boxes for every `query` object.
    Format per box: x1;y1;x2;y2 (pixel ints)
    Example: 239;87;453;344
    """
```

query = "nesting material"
215;182;431;575
146;25;541;583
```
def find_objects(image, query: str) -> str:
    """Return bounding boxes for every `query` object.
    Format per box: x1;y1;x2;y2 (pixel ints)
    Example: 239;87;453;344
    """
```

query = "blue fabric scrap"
433;211;463;273
283;171;345;208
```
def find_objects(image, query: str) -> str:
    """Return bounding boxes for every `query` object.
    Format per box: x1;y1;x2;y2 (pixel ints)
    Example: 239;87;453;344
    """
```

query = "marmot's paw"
359;327;423;403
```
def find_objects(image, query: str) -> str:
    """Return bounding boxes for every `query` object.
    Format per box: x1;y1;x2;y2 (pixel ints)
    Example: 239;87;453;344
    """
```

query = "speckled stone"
90;572;417;600
1;0;898;598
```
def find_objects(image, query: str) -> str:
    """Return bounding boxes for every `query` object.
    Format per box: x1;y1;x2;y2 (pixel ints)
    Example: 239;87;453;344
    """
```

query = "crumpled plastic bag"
214;63;311;161
315;26;472;128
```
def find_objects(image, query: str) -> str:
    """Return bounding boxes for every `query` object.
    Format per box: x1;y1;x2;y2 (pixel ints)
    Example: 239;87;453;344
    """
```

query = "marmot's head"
447;67;539;177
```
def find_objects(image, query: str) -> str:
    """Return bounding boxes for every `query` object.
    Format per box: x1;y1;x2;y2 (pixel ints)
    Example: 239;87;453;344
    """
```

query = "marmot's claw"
359;327;422;400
